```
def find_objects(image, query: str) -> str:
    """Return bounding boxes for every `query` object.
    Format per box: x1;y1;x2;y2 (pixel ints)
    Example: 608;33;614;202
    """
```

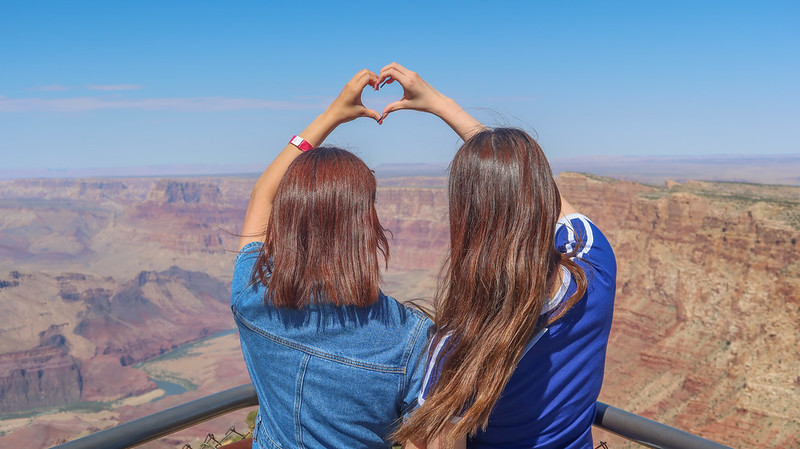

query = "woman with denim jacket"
378;63;616;449
231;69;432;448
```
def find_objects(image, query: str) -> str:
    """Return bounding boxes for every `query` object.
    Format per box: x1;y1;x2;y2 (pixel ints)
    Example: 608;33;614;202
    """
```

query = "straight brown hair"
251;147;389;308
393;128;587;445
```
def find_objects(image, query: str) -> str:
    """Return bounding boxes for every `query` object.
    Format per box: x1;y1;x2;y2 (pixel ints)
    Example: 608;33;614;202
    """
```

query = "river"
141;328;238;402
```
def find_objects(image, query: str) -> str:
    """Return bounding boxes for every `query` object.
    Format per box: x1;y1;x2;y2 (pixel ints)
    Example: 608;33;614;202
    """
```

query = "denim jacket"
231;242;432;448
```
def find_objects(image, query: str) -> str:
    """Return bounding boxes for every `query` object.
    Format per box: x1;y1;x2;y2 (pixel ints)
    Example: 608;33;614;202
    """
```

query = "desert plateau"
1;169;799;448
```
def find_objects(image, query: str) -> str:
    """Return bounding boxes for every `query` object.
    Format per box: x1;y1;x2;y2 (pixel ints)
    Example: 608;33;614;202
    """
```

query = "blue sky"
1;1;798;174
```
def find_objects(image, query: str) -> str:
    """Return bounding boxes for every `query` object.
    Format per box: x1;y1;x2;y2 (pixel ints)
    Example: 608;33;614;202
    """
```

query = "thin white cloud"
0;96;327;112
485;96;539;102
28;84;76;92
85;84;144;91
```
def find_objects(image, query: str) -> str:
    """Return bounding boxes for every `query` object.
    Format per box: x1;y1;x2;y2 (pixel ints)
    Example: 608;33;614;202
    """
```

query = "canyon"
0;172;798;448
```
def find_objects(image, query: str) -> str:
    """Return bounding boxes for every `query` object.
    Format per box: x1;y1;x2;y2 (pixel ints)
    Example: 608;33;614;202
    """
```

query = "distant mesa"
3;155;800;187
374;163;447;178
146;180;222;204
548;154;800;186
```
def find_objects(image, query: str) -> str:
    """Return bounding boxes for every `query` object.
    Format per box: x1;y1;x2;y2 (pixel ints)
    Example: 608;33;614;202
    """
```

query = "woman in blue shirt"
379;63;616;449
231;69;432;449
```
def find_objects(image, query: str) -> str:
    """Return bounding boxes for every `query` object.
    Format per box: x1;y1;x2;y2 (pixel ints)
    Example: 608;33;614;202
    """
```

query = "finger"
360;107;381;122
378;61;405;75
353;69;379;89
377;68;404;86
377;65;409;88
348;68;369;85
379;62;412;79
360;69;381;91
364;69;379;88
339;69;379;104
379;100;407;123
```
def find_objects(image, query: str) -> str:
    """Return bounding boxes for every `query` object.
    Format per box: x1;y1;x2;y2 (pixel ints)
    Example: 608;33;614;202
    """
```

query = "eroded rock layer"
0;173;798;447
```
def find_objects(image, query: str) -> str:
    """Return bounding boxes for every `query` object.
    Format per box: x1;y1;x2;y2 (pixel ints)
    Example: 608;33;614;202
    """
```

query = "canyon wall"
0;173;798;448
0;326;82;413
0;266;233;413
0;176;450;416
559;173;800;447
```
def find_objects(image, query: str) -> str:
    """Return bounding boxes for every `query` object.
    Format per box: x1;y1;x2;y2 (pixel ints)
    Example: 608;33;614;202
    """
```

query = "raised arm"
376;62;485;141
560;194;579;218
238;70;381;250
376;63;579;217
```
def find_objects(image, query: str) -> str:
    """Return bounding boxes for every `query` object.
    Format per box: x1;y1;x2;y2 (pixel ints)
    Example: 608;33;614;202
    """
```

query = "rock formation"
0;265;232;414
0;173;798;448
558;173;800;448
0;325;82;412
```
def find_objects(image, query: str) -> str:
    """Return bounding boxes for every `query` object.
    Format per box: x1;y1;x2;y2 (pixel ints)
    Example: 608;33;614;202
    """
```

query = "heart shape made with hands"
361;79;403;119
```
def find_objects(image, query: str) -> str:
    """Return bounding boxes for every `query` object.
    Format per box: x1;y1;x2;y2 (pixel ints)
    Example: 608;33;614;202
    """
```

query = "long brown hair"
393;128;587;445
251;147;389;308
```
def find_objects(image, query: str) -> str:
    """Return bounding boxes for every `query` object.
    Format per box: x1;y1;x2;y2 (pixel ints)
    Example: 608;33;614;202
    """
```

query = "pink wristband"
289;135;314;152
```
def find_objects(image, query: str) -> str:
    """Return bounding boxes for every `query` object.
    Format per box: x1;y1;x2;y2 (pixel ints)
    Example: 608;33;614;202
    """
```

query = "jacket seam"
232;308;406;373
257;414;284;449
399;314;428;401
295;354;310;449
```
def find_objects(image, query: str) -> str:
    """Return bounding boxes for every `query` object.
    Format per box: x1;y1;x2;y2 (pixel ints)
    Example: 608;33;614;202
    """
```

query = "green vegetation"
245;410;257;430
134;344;197;367
59;400;111;414
0;400;112;420
777;210;800;230
693;190;799;206
778;260;800;278
143;369;198;392
134;328;236;367
640;190;670;200
133;329;239;394
578;172;618;183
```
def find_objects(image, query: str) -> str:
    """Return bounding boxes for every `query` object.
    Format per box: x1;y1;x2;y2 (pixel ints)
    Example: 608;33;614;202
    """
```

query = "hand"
324;69;382;125
377;62;483;139
376;62;449;124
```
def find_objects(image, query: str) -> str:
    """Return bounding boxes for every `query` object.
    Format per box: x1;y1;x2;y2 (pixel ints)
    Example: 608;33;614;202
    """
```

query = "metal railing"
52;383;732;449
52;384;258;449
593;402;731;449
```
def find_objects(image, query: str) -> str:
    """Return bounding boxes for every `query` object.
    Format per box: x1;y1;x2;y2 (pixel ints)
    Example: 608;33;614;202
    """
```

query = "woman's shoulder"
235;241;263;265
551;213;617;305
234;241;263;277
231;241;264;306
555;214;614;262
379;293;434;330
